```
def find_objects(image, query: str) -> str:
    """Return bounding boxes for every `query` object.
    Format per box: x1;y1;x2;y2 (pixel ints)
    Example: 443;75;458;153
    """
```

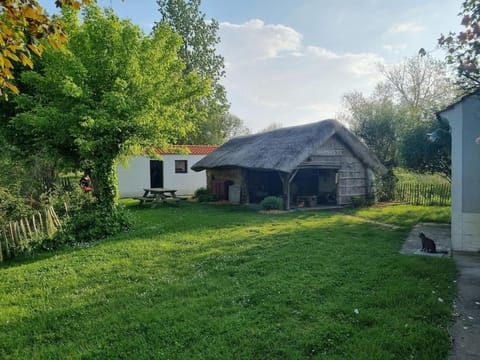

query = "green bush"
46;186;131;246
260;196;284;210
194;188;217;203
0;187;35;225
53;203;132;246
351;196;367;208
48;185;96;217
351;195;375;208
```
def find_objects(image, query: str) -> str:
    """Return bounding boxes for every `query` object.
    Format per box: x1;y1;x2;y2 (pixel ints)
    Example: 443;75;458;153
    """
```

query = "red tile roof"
155;145;218;155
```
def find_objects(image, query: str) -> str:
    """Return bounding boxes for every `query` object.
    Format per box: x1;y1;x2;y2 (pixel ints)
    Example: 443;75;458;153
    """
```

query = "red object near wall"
212;180;225;199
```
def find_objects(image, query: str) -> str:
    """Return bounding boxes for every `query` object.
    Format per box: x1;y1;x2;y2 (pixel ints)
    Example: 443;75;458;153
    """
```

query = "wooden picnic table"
134;188;180;206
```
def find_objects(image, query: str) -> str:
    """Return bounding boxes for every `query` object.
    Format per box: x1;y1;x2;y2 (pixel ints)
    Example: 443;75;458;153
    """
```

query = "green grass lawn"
0;202;455;359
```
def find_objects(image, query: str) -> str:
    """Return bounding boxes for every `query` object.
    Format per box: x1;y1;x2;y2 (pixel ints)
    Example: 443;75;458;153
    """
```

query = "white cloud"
220;19;302;60
388;21;426;34
217;20;384;132
383;43;408;53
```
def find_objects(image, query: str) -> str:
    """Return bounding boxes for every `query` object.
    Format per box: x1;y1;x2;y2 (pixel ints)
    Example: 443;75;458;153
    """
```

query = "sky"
39;0;463;132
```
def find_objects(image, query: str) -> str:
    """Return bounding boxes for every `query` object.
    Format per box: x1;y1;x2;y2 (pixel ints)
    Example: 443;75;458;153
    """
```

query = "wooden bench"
132;195;181;206
132;196;156;205
134;188;181;207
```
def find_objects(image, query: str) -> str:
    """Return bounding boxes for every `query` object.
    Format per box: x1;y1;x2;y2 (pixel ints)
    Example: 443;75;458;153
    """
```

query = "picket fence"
0;207;61;262
393;183;451;206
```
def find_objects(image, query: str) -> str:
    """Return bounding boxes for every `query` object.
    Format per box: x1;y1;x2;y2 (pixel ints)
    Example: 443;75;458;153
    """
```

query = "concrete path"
450;252;480;360
402;223;480;359
401;223;451;256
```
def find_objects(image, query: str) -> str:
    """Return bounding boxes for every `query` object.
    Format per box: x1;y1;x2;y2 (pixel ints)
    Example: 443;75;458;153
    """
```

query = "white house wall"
117;156;151;198
461;96;480;213
162;154;208;195
459;96;480;251
442;96;480;252
116;155;208;198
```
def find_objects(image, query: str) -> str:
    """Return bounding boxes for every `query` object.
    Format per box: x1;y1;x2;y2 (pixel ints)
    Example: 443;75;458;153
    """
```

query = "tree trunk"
91;160;118;211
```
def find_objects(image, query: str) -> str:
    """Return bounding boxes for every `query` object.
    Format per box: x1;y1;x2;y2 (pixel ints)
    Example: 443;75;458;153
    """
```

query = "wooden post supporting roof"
279;169;299;210
278;172;289;210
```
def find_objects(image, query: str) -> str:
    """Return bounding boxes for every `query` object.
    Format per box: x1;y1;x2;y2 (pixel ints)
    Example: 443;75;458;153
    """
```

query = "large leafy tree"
156;0;231;144
0;0;93;95
439;0;480;92
342;90;401;168
379;54;458;120
343;55;457;180
398;117;451;179
379;55;457;180
342;89;402;200
2;6;209;211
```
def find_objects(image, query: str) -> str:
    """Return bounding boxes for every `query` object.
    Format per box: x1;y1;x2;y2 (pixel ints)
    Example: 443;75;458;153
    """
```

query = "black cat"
419;232;448;254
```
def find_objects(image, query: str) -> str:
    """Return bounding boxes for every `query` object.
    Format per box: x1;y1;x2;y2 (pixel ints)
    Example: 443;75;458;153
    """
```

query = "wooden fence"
393;183;451;206
0;207;61;262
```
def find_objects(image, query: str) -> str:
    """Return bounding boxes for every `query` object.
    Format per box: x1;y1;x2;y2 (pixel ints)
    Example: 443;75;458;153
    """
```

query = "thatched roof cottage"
192;119;387;209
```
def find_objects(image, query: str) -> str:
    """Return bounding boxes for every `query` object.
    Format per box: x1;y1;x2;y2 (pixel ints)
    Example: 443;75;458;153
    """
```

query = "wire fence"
392;182;451;206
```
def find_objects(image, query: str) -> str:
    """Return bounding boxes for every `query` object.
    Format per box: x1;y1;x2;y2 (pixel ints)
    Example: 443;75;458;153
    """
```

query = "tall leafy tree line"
0;4;211;239
341;54;459;182
156;0;249;144
0;1;250;242
342;0;480;185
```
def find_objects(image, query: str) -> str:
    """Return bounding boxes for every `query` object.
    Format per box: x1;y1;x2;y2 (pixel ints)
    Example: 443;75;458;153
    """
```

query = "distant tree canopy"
0;5;209;210
0;0;94;96
343;90;401;169
260;122;283;133
398;116;451;179
342;54;458;180
379;55;458;119
156;0;236;144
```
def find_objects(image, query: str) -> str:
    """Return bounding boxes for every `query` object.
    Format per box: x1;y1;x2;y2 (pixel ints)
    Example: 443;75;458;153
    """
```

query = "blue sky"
39;0;463;132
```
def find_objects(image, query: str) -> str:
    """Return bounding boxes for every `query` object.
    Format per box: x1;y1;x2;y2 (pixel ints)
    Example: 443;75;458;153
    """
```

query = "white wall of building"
116;155;208;197
443;101;463;251
163;154;208;195
441;96;480;252
117;156;150;198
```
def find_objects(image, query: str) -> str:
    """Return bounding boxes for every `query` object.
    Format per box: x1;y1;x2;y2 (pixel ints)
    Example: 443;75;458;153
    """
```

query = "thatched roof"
192;119;388;175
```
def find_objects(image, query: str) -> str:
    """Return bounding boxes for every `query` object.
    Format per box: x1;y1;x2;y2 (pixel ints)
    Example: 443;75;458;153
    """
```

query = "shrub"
49;185;97;217
260;196;284;210
351;195;375;208
194;188;217;203
46;186;131;246
351;196;366;208
0;187;34;225
53;203;132;246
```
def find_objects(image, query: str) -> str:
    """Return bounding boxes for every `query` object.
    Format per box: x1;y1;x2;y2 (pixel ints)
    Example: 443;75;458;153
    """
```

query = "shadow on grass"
2;202;449;269
0;204;455;359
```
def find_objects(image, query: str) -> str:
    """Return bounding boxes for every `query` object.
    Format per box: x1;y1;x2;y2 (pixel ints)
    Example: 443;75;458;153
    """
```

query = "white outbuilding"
438;92;480;252
116;145;217;198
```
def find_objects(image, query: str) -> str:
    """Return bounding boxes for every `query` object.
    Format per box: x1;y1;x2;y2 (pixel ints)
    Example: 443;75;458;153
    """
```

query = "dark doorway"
292;169;319;196
316;169;337;204
291;168;337;206
150;160;164;188
247;170;283;203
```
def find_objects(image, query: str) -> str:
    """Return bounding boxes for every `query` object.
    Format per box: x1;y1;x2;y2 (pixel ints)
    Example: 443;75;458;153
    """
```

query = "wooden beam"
289;168;299;183
278;172;289;210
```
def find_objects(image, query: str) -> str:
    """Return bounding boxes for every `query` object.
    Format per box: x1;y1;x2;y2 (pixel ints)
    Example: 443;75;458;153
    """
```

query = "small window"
175;160;188;173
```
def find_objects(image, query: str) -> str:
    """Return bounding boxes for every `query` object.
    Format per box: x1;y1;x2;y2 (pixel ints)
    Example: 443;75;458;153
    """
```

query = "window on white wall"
175;160;188;173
